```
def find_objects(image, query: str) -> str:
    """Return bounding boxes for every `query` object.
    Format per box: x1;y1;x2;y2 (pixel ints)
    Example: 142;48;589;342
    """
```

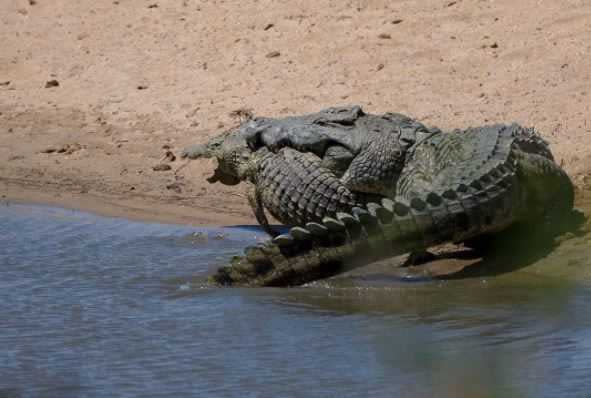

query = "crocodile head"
182;106;439;190
182;123;259;186
211;128;258;185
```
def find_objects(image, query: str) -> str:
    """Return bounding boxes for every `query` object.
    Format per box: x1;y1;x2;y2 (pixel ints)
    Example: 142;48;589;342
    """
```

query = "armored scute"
183;106;574;286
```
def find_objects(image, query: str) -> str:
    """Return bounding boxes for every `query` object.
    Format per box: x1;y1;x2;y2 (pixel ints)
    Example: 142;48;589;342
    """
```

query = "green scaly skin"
185;109;574;287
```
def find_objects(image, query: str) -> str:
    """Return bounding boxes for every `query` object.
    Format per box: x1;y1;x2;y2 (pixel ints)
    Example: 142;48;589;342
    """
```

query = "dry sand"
2;0;591;226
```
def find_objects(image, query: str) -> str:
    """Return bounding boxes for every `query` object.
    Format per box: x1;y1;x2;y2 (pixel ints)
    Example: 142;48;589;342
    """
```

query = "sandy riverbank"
1;0;591;225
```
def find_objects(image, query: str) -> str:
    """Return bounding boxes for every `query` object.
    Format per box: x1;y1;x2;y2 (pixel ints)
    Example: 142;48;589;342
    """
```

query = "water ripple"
1;204;591;397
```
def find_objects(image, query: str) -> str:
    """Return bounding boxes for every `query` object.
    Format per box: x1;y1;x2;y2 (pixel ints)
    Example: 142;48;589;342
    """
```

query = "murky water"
2;203;591;397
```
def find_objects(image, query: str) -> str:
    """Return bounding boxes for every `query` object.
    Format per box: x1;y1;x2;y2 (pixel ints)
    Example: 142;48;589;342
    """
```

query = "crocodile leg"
246;183;280;237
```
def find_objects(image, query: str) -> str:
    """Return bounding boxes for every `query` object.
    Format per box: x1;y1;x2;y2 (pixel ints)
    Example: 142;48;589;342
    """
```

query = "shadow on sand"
309;208;590;287
436;209;588;280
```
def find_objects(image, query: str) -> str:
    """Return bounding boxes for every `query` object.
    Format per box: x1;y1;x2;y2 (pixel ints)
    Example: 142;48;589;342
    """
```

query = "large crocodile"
184;106;574;286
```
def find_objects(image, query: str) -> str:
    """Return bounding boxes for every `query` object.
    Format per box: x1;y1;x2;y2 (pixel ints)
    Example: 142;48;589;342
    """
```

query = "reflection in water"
1;204;591;397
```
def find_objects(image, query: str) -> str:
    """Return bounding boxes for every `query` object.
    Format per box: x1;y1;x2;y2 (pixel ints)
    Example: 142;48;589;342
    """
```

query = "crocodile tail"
210;162;521;287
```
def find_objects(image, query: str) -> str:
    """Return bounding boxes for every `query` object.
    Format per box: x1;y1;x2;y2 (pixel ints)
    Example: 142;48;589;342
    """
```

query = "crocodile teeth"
290;226;311;240
272;234;295;247
306;222;329;236
322;217;345;231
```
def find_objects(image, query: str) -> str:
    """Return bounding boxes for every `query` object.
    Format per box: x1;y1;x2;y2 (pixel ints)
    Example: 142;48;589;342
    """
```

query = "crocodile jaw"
206;161;241;185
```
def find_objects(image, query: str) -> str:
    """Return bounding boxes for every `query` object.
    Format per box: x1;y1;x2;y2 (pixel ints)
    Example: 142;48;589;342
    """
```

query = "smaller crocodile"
184;106;574;286
183;106;438;233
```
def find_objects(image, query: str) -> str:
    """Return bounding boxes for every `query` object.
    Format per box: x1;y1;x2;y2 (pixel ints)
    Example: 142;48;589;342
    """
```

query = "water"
1;203;591;397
